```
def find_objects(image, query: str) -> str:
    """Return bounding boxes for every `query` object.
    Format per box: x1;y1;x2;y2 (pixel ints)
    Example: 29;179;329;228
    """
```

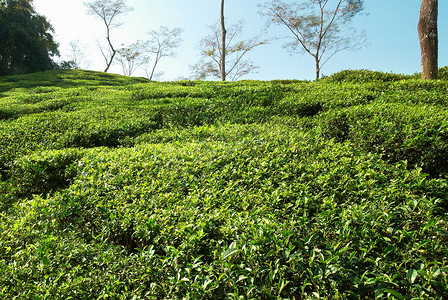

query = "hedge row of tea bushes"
0;69;447;298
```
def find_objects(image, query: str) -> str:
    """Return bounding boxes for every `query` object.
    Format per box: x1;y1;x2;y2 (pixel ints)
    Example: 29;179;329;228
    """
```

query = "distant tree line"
0;0;440;80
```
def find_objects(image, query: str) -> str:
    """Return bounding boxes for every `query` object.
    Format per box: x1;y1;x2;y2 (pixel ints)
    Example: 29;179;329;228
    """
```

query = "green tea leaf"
407;268;418;283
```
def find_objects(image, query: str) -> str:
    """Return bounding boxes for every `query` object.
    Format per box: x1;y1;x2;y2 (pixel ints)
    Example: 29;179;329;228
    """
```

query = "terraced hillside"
0;69;447;299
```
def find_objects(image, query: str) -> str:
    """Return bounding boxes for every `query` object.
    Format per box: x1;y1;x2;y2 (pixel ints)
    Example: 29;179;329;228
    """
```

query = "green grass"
0;69;447;299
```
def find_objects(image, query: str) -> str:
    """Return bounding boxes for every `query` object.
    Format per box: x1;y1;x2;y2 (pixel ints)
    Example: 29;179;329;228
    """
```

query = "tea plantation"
0;69;447;299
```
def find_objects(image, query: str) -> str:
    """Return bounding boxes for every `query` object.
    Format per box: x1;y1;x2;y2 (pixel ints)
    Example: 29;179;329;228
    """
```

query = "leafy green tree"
0;0;59;75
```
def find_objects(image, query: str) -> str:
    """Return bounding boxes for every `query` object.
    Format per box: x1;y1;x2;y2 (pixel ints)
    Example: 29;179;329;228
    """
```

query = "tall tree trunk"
220;0;226;81
418;0;438;80
149;51;161;81
315;57;320;81
104;26;116;73
104;51;115;73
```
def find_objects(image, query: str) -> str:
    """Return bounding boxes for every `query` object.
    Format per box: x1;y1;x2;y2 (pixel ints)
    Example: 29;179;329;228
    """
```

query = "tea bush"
9;148;85;198
324;69;413;83
0;69;447;299
319;103;448;177
1;134;447;298
438;66;448;81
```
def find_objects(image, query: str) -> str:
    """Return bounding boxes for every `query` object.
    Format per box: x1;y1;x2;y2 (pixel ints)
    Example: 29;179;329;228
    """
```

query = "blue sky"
33;0;447;80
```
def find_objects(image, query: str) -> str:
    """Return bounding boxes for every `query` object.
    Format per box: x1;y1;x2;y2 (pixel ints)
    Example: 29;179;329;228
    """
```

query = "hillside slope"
0;70;447;299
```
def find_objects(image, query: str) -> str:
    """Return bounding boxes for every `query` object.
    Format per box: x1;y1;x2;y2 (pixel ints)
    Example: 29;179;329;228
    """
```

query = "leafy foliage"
0;0;59;75
324;69;414;83
439;66;448;81
0;69;447;299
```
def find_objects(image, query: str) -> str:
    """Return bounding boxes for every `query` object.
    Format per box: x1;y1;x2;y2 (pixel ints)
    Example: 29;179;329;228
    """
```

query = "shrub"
319;103;448;178
8;148;85;197
439;66;448;81
326;69;412;83
2;135;447;298
1;69;447;299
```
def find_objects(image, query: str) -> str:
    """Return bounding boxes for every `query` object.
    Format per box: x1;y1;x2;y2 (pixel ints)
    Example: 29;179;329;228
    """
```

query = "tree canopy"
0;0;59;75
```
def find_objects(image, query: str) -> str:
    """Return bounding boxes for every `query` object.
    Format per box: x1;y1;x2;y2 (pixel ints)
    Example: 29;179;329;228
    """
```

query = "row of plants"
1;71;447;167
2;129;447;298
0;69;447;298
324;67;448;83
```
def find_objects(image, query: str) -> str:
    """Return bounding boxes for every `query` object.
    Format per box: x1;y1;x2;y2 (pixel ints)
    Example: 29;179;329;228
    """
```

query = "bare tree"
260;0;366;80
84;0;132;72
66;41;90;69
191;0;266;81
116;43;145;76
191;20;266;81
418;0;438;80
142;26;183;80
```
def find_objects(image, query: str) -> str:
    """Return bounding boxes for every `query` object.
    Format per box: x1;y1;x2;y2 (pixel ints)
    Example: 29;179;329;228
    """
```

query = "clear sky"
33;0;447;80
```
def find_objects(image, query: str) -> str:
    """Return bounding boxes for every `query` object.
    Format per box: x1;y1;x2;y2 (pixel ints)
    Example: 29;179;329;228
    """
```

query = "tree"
191;0;266;82
0;0;59;75
116;42;145;76
418;0;438;80
193;0;266;81
142;26;183;80
191;20;265;81
61;41;90;70
84;0;132;73
113;27;182;79
261;0;365;80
